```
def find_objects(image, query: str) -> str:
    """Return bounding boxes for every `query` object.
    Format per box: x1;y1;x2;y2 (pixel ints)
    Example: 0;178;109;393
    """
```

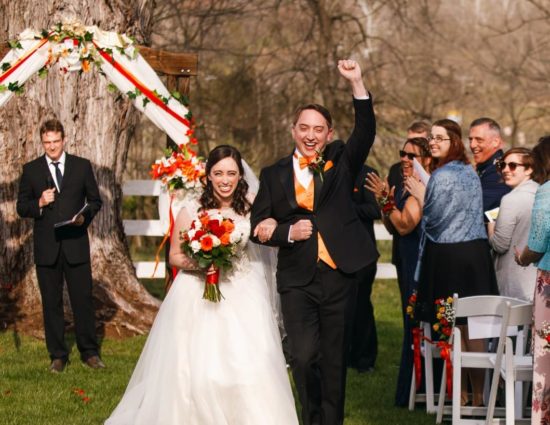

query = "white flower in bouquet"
210;235;221;248
230;228;244;244
190;240;201;253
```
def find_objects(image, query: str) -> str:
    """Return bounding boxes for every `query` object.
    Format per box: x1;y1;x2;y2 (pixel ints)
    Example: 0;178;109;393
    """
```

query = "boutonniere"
308;150;326;181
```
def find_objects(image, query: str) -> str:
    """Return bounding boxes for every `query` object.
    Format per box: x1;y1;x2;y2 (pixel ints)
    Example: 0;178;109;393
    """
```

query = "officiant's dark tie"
52;162;63;190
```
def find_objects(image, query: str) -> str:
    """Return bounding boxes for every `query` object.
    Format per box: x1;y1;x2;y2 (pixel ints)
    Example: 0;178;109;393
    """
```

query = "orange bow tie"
294;153;316;170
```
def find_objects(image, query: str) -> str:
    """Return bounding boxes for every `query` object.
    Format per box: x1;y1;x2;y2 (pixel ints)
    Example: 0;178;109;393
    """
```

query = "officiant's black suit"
251;98;377;425
17;153;102;362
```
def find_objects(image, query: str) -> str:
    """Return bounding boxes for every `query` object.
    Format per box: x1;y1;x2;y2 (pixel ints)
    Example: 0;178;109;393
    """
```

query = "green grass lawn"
0;279;437;425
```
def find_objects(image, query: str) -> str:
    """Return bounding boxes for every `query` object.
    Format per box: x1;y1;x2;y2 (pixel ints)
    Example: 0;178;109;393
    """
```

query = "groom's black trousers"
280;261;358;425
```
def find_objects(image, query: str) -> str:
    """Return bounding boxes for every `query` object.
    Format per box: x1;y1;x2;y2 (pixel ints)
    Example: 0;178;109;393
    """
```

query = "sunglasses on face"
495;160;526;172
399;150;419;160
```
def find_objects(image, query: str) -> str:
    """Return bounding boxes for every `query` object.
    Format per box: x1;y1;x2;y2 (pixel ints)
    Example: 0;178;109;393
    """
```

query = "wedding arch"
0;21;197;145
0;18;199;338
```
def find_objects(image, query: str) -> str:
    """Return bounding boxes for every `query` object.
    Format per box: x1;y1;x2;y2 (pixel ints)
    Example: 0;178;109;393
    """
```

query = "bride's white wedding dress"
105;208;298;425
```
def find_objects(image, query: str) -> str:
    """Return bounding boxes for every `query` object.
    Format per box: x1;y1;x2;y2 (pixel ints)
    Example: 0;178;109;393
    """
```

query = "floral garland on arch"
0;19;196;147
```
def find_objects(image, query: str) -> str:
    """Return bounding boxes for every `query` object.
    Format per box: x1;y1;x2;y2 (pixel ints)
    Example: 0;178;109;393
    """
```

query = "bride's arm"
169;207;200;270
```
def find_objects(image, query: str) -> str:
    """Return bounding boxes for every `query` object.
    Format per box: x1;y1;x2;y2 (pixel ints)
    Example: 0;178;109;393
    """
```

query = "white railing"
122;180;397;279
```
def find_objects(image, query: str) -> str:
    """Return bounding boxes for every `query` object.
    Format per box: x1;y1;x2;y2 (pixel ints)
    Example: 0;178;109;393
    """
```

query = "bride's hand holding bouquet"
180;209;244;302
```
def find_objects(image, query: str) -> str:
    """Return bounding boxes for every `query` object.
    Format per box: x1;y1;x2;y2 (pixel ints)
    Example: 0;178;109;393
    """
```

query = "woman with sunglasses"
365;136;432;407
513;136;550;424
414;119;498;408
487;148;538;301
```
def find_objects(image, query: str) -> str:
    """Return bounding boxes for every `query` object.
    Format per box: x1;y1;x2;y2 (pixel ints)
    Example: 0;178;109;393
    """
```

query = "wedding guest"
349;164;381;374
468;117;510;216
488;148;538;301
106;145;299;425
365;137;432;406
16;119;104;372
251;60;376;425
414;119;498;407
514;136;550;424
387;121;430;328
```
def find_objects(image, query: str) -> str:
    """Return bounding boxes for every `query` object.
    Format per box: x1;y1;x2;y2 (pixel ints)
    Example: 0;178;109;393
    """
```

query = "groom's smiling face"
292;109;333;158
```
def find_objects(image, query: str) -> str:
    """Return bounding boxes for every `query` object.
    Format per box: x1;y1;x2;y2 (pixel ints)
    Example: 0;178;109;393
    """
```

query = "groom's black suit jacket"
251;98;378;290
17;153;102;266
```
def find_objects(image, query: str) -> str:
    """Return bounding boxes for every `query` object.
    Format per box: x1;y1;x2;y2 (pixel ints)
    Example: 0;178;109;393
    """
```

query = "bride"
105;145;298;425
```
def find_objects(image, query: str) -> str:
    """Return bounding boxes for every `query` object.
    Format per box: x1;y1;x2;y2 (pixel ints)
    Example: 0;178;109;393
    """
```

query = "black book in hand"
54;203;89;228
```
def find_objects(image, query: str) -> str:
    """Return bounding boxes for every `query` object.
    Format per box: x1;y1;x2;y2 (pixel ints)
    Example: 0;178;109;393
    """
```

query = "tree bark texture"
0;0;160;339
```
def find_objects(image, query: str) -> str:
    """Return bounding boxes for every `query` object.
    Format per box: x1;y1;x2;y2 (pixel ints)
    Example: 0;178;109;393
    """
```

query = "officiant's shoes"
84;355;106;369
49;358;67;373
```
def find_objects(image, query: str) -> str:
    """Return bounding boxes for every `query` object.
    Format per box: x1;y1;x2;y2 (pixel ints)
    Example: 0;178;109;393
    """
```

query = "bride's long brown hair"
199;145;251;216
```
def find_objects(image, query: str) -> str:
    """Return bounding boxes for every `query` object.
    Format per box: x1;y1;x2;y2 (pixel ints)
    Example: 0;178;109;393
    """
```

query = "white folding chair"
409;321;441;414
486;302;533;425
435;294;528;425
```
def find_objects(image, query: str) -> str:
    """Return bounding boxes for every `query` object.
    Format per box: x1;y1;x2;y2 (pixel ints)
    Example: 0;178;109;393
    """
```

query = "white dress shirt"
293;150;314;189
46;151;66;192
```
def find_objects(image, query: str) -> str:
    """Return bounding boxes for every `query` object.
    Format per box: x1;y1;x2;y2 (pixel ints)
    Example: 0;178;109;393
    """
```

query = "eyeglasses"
399;150;419;160
427;135;450;143
495;160;526;172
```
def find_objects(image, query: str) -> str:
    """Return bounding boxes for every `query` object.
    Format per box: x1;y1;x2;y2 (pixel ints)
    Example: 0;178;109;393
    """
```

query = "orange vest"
294;176;337;269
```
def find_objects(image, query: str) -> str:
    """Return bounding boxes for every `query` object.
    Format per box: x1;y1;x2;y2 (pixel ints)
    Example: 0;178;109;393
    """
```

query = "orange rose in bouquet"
181;210;244;302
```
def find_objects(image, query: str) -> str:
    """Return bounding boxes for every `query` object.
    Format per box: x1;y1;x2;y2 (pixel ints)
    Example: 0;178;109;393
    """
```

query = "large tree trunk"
0;0;160;339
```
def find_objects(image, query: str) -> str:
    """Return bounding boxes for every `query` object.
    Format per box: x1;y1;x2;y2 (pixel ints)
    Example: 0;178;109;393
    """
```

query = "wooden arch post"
137;47;199;290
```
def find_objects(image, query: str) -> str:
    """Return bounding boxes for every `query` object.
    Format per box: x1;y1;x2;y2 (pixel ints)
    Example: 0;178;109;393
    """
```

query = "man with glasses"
16;119;104;373
468;117;510;217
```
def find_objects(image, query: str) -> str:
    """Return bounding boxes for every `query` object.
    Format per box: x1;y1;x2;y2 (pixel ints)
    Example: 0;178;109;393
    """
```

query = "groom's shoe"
49;358;67;373
84;355;106;369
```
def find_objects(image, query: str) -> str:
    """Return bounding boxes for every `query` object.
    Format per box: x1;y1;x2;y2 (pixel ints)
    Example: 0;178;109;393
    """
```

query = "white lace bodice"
218;209;252;278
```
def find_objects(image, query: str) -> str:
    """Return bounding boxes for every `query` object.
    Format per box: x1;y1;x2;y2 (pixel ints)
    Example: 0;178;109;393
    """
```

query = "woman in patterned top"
514;136;550;425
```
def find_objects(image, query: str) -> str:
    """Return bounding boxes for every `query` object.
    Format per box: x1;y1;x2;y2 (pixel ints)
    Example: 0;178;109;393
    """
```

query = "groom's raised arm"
338;60;376;182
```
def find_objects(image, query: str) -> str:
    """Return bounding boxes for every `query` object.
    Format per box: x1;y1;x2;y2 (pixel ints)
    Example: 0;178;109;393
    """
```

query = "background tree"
0;0;160;338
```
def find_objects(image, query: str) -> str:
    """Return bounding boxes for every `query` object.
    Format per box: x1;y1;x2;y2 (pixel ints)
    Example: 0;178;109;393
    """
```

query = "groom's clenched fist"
290;219;313;241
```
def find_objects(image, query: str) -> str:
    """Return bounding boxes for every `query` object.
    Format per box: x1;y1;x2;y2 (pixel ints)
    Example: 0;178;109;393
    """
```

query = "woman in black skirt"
411;119;498;407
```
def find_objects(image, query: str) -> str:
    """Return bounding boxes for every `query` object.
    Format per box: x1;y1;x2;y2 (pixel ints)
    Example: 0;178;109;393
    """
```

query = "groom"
251;60;377;425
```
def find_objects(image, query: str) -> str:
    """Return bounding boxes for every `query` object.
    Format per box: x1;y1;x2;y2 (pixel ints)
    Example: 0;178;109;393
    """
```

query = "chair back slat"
452;295;525;319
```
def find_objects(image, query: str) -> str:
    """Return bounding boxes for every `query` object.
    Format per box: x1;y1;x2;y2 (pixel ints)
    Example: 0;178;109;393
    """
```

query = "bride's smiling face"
208;157;241;205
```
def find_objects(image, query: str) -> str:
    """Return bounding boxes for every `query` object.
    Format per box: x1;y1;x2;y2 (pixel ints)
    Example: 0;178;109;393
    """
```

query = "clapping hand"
364;172;390;200
404;176;426;203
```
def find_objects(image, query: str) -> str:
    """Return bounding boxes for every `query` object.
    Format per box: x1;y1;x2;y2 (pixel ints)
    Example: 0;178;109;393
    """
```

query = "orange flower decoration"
220;233;231;245
200;236;213;251
222;220;235;232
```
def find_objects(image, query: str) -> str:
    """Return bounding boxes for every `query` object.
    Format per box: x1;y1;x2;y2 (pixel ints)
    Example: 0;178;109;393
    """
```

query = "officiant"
16;119;104;372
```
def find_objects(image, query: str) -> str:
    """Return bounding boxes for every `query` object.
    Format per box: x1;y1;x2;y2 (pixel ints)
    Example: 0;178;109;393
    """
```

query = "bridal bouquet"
181;210;244;302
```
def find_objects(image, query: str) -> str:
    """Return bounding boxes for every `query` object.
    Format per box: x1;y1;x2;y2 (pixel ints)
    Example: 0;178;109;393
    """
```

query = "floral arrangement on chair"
432;296;455;340
407;290;423;390
431;296;455;397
